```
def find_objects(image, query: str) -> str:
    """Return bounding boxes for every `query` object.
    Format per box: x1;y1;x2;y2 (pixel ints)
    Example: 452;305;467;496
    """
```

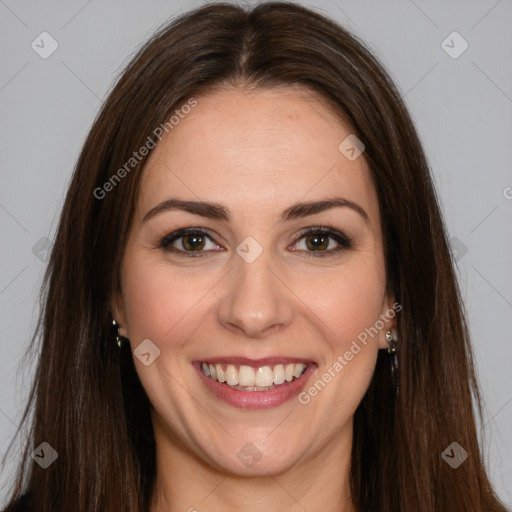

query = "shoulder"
1;492;32;512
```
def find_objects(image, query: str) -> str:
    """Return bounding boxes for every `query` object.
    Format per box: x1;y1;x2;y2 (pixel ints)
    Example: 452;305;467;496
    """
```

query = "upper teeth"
201;362;307;388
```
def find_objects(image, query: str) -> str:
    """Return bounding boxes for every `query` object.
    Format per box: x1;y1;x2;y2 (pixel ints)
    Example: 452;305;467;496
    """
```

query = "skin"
112;85;396;512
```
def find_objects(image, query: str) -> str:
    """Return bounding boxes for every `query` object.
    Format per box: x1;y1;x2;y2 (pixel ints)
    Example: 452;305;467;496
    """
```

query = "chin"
204;438;303;477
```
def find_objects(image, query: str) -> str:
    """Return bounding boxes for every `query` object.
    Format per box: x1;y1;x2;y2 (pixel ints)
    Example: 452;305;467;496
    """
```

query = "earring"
112;318;123;348
385;330;399;396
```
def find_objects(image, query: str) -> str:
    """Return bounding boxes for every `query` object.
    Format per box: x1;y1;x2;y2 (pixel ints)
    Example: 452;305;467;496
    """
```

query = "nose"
216;246;295;339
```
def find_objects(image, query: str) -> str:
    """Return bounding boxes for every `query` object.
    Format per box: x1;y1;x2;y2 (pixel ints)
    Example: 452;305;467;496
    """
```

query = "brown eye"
294;227;353;258
304;232;330;251
180;233;206;251
159;226;352;259
160;228;220;257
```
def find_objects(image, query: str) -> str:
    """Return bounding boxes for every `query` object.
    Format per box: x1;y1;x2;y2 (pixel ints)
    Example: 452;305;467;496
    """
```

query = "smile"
193;359;317;409
201;362;308;391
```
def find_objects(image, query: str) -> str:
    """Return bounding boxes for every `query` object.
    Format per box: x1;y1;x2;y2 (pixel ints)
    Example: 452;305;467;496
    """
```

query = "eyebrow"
142;196;369;224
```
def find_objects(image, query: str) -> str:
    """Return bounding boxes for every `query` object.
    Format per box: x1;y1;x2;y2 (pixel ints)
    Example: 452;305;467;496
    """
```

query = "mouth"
192;358;317;409
200;361;308;391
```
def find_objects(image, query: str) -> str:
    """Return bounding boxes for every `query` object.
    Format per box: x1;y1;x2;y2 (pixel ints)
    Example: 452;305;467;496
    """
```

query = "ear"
111;291;129;338
376;293;399;350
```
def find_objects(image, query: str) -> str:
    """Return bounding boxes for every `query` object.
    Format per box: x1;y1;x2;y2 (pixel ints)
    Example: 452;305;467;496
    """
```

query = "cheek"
121;253;211;346
297;270;384;414
334;284;384;346
122;248;386;349
297;258;386;353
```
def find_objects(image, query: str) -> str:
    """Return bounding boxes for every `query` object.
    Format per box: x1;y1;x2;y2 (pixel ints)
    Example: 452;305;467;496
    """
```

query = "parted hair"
2;2;508;511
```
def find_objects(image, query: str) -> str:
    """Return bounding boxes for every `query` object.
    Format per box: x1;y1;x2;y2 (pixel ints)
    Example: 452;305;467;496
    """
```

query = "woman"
1;2;508;511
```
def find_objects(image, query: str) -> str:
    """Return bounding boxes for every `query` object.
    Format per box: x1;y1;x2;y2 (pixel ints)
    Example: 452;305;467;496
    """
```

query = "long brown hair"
2;2;508;511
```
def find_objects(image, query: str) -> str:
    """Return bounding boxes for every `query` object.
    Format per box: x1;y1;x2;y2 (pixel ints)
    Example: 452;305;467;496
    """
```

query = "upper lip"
195;356;315;367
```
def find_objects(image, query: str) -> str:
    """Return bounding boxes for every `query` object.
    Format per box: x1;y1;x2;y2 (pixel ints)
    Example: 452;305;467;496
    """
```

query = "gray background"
1;0;511;507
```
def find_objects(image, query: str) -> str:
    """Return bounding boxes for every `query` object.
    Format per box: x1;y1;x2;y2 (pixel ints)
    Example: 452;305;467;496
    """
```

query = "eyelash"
158;227;353;259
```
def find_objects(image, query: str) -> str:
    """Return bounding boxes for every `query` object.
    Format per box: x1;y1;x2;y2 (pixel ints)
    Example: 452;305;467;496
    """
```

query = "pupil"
184;234;204;250
308;234;328;251
181;233;330;252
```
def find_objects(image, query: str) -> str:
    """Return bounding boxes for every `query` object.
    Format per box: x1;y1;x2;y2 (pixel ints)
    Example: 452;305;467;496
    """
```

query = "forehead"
137;86;379;225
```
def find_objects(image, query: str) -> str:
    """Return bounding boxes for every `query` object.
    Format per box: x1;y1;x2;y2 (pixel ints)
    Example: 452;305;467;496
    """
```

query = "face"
113;86;396;476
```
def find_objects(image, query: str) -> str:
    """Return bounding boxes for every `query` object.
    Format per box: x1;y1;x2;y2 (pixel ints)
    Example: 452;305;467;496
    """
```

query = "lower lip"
193;362;317;410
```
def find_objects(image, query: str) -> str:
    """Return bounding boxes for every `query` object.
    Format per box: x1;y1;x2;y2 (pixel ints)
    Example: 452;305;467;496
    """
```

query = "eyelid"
292;226;353;258
159;227;222;254
158;225;353;258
